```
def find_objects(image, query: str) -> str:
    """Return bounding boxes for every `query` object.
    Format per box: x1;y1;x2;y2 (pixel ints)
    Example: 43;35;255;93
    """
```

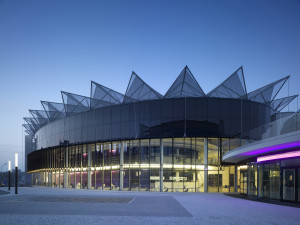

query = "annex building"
24;66;300;202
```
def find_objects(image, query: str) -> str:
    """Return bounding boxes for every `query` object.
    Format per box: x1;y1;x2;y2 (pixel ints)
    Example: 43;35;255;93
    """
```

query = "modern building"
24;66;300;202
223;112;300;202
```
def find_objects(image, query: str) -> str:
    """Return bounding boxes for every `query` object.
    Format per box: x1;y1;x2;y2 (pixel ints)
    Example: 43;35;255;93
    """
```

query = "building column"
45;172;47;186
49;151;52;187
204;138;208;192
120;142;124;191
160;139;164;192
234;164;238;193
43;171;46;186
64;147;68;188
49;171;52;187
87;145;91;189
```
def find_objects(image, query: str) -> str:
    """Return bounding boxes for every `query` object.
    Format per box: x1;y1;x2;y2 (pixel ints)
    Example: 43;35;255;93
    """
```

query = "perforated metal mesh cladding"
207;67;247;99
29;110;49;126
24;66;295;135
269;95;298;113
248;76;290;104
42;101;66;121
91;81;124;104
164;66;205;98
123;72;163;103
24;117;40;130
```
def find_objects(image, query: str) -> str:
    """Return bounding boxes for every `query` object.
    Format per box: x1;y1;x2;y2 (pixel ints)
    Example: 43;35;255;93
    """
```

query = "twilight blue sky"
0;0;300;171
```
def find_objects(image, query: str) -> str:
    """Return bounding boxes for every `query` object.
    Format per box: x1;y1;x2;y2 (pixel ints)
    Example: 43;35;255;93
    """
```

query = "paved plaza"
0;187;299;225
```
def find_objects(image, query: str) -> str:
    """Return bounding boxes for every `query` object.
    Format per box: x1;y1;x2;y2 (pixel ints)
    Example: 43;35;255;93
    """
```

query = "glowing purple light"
241;140;300;156
257;150;300;162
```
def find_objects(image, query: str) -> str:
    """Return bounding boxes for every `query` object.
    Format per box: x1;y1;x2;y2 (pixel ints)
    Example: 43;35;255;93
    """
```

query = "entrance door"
282;169;295;201
240;171;247;195
298;169;300;202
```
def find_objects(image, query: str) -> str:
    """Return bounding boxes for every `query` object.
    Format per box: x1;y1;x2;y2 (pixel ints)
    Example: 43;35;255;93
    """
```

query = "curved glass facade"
34;98;270;149
24;67;298;196
28;97;270;192
29;137;238;192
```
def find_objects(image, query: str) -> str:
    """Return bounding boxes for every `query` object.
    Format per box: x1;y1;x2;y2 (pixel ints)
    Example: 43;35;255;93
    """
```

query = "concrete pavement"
0;187;299;225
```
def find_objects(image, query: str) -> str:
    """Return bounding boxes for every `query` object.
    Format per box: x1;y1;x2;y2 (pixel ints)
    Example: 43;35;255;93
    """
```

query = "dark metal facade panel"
35;97;271;150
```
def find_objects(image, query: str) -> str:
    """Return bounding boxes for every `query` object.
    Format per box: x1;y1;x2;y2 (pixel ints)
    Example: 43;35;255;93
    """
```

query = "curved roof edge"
222;130;300;163
23;67;298;135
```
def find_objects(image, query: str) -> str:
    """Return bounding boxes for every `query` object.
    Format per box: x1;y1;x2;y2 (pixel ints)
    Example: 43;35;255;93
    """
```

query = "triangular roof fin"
269;94;298;112
248;75;290;104
91;81;124;104
207;66;247;99
123;72;163;103
164;66;205;98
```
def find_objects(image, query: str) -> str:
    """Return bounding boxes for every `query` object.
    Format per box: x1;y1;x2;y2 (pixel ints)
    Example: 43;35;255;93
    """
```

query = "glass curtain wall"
111;141;120;190
95;143;104;190
90;144;95;189
270;161;280;199
69;146;75;188
129;140;140;191
173;138;185;192
150;139;160;191
258;164;270;198
140;139;150;191
298;168;300;203
75;145;81;189
239;167;248;195
60;147;64;188
103;142;111;190
237;161;281;200
248;164;257;196
82;145;88;189
55;148;60;187
195;138;204;192
123;141;130;191
31;137;240;193
208;138;219;192
229;165;236;192
182;138;194;192
163;138;173;192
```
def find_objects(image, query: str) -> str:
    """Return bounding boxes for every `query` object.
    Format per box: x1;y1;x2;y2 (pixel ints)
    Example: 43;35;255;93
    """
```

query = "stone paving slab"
0;193;192;217
0;190;9;195
0;187;300;225
224;193;300;208
11;196;133;203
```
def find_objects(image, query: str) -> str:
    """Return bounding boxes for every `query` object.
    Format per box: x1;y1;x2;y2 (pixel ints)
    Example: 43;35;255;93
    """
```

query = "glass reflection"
150;139;160;191
30;137;241;193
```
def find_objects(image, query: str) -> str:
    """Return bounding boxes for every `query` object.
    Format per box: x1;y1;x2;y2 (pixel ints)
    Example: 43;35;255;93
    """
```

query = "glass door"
240;171;247;195
282;169;295;201
298;169;300;202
